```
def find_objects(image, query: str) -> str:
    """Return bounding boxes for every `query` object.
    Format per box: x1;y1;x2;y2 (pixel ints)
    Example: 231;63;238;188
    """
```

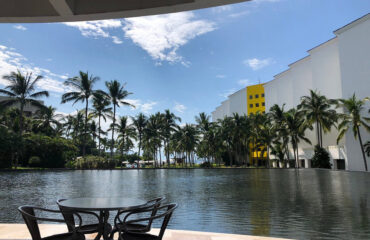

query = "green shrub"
23;134;78;168
200;161;212;168
311;145;332;169
0;126;20;168
28;156;41;167
74;155;116;169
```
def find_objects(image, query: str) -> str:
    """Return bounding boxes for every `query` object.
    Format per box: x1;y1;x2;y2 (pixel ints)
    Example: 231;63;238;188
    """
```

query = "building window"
262;93;265;97
249;104;253;108
262;102;265;106
249;95;253;99
255;103;259;107
255;94;259;98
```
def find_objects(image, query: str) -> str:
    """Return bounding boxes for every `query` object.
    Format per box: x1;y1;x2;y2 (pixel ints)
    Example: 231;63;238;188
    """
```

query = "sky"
0;0;369;129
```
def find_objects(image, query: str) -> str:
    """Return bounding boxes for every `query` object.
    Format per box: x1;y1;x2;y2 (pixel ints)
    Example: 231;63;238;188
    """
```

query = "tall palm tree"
162;109;181;166
61;71;99;156
143;113;163;167
299;90;337;147
285;109;311;168
116;116;137;157
105;80;133;160
34;106;63;136
269;104;290;164
132;113;147;157
258;116;276;168
0;70;49;136
337;94;369;171
90;92;112;155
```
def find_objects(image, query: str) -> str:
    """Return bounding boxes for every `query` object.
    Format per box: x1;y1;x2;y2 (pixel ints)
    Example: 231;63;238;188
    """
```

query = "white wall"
229;88;247;117
336;15;370;171
212;88;246;121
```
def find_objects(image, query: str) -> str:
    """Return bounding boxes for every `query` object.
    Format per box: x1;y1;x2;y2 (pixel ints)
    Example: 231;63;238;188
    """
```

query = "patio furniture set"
18;197;177;240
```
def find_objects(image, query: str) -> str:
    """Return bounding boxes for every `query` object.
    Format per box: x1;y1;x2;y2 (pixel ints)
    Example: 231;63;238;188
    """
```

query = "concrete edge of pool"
0;224;292;240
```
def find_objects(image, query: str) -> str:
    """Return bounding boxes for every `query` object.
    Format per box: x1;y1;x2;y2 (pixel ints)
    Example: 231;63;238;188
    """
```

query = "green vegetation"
0;70;369;170
311;145;332;169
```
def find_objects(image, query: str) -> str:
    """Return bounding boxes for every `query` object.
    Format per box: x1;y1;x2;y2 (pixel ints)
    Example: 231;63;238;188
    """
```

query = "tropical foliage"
0;70;369;170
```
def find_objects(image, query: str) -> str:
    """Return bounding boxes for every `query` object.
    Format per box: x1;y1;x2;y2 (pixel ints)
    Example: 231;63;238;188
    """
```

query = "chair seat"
79;223;112;234
43;232;85;240
116;223;149;232
121;232;158;240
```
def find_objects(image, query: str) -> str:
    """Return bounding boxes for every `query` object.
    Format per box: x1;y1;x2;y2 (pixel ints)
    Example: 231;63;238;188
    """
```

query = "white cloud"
111;36;123;44
14;25;27;31
243;58;273;70
62;19;123;44
212;5;233;13
0;44;69;93
216;74;226;79
123;12;216;65
219;88;236;99
229;11;250;18
238;79;254;86
126;99;157;113
174;102;186;113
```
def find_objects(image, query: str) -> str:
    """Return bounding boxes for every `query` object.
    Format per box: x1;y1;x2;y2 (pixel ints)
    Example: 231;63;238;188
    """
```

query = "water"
1;169;370;239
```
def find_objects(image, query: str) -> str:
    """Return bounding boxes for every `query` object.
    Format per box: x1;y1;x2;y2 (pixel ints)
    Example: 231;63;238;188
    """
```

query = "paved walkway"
0;224;291;240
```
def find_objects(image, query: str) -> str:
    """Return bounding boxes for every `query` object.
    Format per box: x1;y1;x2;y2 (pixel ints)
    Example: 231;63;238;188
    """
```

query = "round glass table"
59;197;147;240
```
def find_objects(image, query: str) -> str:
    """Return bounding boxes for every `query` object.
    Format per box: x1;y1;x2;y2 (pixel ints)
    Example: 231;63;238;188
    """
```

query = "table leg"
102;210;110;240
94;211;104;240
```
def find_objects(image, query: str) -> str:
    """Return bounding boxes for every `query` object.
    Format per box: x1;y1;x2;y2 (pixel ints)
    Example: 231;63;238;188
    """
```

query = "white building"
264;13;370;171
212;88;247;121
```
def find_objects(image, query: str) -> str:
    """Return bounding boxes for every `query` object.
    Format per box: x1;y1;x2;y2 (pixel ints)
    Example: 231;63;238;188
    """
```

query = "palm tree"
90;92;112;155
258;116;276;168
132;113;147;157
285;109;311;168
299;90;337;147
0;70;49;136
34;106;63;136
105;80;133;160
337;94;369;171
143;113;163;167
269;104;290;165
116;116;137;157
61;71;99;156
162;109;181;166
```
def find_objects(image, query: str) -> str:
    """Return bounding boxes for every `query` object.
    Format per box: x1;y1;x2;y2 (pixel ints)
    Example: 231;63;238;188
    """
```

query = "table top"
58;197;147;211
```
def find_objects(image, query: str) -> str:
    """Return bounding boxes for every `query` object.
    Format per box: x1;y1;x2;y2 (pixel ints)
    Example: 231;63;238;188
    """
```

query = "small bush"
200;161;212;168
28;156;41;167
311;145;331;169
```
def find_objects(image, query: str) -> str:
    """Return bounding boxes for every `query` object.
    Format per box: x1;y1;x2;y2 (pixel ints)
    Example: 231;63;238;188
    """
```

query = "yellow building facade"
246;84;266;165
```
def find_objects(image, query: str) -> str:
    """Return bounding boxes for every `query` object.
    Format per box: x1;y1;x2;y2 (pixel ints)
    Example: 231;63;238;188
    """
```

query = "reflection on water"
0;169;370;239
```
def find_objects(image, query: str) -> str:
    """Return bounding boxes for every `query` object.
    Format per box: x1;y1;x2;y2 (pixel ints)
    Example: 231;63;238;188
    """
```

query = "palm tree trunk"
98;115;101;156
316;120;321;147
319;123;323;148
83;99;88;156
110;104;116;161
357;126;368;171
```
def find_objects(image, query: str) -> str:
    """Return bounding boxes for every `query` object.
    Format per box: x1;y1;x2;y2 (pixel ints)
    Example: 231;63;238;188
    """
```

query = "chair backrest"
156;204;178;240
18;206;42;240
56;199;75;232
147;197;166;228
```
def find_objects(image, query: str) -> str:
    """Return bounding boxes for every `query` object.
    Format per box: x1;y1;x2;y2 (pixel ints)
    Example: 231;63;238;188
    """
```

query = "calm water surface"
1;169;370;239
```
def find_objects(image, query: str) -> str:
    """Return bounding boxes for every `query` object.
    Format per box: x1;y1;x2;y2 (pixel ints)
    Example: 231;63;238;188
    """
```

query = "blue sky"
0;0;369;127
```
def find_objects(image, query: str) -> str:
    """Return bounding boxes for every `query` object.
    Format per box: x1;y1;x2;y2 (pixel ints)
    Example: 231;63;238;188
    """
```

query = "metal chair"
57;199;112;235
110;197;166;239
18;205;85;240
117;203;177;240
